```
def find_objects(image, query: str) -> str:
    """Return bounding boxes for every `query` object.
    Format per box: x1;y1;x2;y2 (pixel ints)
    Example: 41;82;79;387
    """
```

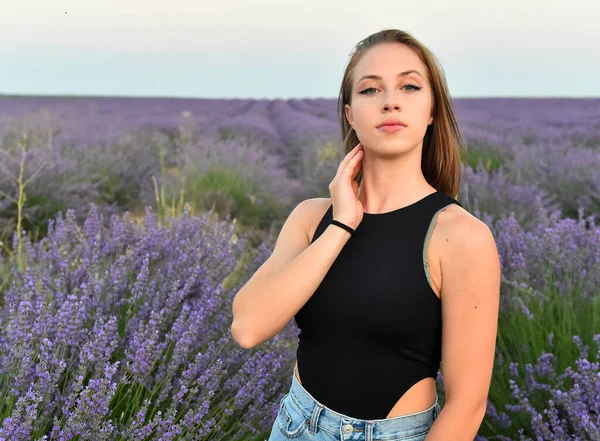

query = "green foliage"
484;267;600;439
522;134;537;146
217;128;238;142
95;165;136;208
466;138;506;172
3;195;66;242
186;168;284;231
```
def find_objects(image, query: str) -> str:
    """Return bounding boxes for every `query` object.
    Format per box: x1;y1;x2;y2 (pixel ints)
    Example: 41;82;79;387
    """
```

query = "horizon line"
1;93;599;101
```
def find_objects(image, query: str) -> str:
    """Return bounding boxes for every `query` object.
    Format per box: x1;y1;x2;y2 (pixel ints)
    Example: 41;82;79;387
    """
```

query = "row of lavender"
0;96;599;440
1;97;599;234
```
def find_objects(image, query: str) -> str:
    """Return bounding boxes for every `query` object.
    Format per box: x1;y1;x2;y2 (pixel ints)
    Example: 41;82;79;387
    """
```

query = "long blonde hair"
337;29;467;199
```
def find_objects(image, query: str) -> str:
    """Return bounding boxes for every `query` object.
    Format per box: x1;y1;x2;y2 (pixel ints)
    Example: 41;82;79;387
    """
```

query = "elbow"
443;397;488;425
231;295;255;349
231;320;256;349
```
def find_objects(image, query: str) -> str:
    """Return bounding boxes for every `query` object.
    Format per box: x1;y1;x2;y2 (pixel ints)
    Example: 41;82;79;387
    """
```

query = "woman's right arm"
230;198;351;349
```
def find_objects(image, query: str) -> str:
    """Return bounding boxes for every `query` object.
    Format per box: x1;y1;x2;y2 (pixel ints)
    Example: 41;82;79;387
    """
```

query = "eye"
404;83;422;91
359;84;422;95
359;87;377;95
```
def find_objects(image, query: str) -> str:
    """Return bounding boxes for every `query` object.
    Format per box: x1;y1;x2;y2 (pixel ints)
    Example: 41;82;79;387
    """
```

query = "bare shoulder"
302;197;333;243
435;203;495;245
434;203;498;264
246;197;331;286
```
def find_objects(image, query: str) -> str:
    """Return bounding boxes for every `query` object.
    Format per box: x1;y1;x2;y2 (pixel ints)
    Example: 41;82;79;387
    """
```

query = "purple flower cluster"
0;205;297;439
489;202;600;305
478;335;600;441
459;162;558;231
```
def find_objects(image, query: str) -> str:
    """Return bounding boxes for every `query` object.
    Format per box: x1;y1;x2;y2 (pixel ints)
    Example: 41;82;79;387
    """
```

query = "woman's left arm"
425;212;501;441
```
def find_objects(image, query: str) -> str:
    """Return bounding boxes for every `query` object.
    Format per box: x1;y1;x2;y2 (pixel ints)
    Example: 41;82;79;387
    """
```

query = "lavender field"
0;95;599;440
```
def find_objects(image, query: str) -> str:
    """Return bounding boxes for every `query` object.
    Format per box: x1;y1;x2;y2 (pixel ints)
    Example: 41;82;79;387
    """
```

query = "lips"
378;124;406;133
377;118;407;128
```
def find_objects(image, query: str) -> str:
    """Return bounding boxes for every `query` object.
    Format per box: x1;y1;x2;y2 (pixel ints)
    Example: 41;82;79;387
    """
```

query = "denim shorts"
267;365;441;441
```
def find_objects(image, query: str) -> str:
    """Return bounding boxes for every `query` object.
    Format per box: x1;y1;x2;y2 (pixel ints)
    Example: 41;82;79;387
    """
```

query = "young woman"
231;28;501;441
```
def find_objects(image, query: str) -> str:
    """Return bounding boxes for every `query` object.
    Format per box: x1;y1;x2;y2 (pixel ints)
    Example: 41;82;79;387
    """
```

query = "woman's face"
345;42;434;154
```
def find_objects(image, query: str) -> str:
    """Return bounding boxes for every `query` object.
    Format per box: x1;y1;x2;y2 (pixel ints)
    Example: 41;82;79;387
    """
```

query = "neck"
357;145;435;214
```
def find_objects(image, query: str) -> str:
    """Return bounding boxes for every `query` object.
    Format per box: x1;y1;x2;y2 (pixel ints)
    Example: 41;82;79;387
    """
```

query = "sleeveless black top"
293;190;462;420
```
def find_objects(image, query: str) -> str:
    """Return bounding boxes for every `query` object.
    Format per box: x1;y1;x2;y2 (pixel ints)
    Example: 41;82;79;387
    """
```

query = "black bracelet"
330;219;355;236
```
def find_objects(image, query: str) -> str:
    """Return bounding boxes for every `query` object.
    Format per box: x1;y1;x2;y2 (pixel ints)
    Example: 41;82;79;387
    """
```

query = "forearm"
424;401;486;441
232;223;351;347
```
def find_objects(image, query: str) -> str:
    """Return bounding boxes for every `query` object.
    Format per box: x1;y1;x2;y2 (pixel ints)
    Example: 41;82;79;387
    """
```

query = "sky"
1;0;599;99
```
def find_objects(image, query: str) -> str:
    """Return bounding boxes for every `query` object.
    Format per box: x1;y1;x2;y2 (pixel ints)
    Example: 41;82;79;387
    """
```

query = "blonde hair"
337;29;467;199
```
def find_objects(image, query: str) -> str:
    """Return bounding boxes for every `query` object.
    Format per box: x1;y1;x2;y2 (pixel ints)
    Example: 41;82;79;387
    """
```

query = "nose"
382;102;401;111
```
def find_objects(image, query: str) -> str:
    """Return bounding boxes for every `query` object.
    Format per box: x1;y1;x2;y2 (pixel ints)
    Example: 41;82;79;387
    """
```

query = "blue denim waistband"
287;365;440;440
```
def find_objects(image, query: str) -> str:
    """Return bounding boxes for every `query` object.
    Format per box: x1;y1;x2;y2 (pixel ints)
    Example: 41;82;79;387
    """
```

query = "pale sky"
1;0;599;99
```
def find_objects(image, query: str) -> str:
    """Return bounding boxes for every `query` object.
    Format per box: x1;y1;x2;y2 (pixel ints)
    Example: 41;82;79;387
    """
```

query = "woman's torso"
292;192;461;419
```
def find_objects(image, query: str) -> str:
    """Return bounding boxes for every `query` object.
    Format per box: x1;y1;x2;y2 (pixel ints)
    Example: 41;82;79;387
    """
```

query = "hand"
328;143;364;230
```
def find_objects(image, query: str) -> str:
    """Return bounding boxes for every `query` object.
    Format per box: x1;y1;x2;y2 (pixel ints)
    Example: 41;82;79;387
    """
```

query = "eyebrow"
357;70;423;84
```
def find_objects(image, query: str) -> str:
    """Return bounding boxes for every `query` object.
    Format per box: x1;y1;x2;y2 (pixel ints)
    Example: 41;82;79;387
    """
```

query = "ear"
428;107;434;125
345;104;353;126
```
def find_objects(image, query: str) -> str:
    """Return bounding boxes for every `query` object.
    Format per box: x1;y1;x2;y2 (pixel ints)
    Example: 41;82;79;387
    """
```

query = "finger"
342;150;363;179
336;144;362;175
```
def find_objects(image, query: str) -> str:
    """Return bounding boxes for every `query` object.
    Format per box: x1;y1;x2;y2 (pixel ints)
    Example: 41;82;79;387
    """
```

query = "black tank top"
294;190;462;420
